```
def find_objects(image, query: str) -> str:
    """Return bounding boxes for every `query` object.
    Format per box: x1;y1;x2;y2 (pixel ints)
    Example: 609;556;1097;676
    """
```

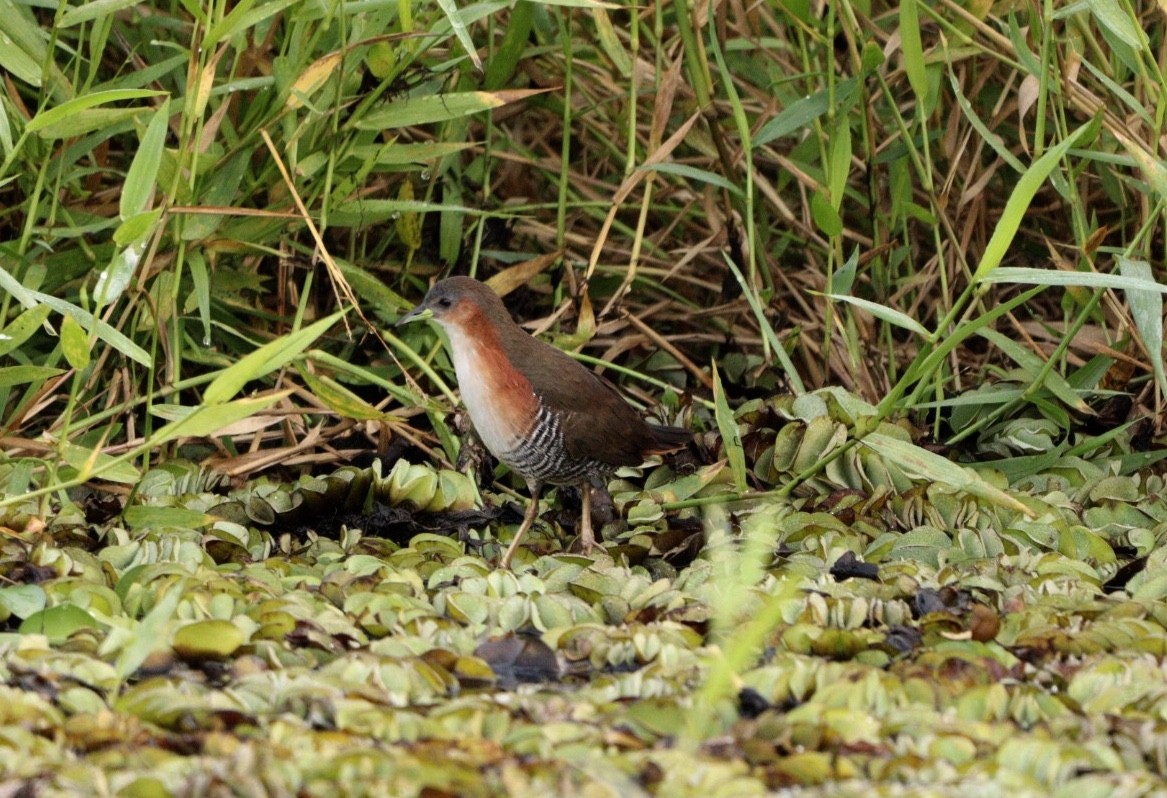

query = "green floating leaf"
0;584;46;620
173;619;245;660
20;604;101;642
114;585;181;681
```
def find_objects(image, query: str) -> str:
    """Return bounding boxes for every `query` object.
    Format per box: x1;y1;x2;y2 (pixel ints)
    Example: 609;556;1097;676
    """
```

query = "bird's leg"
577;481;597;554
500;480;541;569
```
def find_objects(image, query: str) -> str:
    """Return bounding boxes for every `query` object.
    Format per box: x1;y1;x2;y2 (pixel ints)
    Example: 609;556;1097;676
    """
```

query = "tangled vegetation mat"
3;390;1166;797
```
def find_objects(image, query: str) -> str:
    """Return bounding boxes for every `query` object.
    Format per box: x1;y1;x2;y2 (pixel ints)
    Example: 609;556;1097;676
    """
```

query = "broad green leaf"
0;97;11;154
0;303;51;356
61;442;141;484
523;0;616;5
330;199;477;227
347;141;475;166
113;209;162;247
355;89;549;130
828;117;851;207
485;0;535;89
0;32;40;85
26;89;163;134
899;0;928;101
1086;0;1146;48
188;251;212;346
59;314;90;370
810;190;843;237
395;180;421;253
0;365;65;387
971;124;1091;282
713;363;747;494
203;311;343;404
0;584;45;619
121;99;171;219
755;78;859;148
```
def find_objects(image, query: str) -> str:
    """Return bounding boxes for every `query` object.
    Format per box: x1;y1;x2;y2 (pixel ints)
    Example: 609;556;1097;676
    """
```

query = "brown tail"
643;424;692;455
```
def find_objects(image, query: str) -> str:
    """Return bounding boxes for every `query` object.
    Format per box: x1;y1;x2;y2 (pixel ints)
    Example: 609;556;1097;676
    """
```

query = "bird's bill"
395;304;433;327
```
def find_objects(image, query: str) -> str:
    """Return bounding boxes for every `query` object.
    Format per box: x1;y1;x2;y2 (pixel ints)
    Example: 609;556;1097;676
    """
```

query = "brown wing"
501;328;688;467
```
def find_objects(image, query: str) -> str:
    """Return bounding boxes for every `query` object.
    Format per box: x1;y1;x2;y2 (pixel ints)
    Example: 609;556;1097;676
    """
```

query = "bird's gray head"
396;276;511;330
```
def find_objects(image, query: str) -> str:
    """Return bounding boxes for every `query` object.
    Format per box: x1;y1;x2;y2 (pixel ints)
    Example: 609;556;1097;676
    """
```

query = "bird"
397;276;691;567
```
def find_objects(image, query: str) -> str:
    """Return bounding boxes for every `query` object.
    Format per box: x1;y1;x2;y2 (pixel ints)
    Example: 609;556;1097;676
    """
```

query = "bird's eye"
436;297;453;309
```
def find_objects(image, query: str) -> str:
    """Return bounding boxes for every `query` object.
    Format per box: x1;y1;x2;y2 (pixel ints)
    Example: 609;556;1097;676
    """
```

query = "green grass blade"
203;311;345;405
1117;257;1166;399
971;124;1091;282
712;363;747;494
120;98;170;220
355;89;549;130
